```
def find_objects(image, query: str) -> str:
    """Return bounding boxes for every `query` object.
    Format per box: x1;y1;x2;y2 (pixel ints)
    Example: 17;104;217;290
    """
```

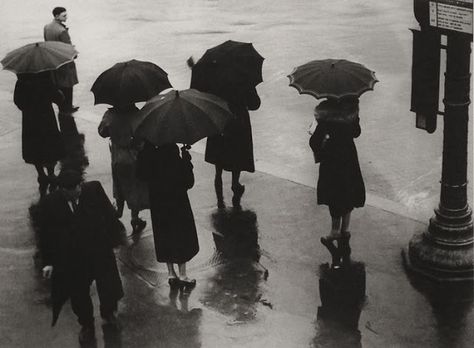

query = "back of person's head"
52;7;66;17
57;169;82;189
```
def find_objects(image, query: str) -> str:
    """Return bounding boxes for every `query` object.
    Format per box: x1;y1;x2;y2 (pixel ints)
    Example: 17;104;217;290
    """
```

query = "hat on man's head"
57;169;82;189
52;7;66;17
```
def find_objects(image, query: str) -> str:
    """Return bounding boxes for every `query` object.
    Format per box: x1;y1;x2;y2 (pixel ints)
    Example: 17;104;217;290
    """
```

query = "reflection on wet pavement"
119;264;202;348
406;271;474;347
315;262;366;348
201;208;267;324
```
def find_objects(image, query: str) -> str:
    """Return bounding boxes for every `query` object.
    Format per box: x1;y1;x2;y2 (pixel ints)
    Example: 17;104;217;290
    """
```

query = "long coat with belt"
14;73;65;165
43;19;79;88
137;143;199;264
38;181;125;325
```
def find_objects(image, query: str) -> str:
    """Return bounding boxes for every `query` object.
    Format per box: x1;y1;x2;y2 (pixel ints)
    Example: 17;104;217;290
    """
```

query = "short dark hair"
52;7;66;17
57;169;82;189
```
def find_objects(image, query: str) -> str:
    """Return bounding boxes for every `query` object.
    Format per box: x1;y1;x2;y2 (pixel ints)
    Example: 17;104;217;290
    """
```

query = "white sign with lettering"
429;1;473;34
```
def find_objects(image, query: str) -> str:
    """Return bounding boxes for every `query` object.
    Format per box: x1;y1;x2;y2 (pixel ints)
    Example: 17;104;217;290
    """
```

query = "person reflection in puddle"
203;208;267;322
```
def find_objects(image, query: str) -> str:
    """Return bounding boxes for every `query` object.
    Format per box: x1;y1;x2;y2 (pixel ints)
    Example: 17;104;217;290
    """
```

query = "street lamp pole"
407;33;473;281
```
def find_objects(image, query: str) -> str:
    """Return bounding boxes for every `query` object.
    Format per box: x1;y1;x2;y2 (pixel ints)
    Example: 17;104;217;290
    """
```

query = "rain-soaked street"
0;0;473;347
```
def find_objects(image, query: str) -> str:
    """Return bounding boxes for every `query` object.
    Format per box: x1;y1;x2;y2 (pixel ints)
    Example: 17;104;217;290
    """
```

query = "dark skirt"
22;106;64;165
149;188;199;264
205;106;255;173
317;139;365;216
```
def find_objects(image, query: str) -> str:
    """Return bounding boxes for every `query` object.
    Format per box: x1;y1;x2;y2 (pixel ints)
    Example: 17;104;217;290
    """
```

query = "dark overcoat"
310;119;365;215
14;73;65;165
137;143;199;263
43;20;78;88
204;88;260;173
39;181;125;325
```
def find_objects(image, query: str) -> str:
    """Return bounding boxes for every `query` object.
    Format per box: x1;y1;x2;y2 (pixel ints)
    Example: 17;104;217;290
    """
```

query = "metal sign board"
429;0;473;34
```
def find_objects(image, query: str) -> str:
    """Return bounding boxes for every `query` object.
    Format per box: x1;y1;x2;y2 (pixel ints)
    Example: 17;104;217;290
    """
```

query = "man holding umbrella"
44;6;79;112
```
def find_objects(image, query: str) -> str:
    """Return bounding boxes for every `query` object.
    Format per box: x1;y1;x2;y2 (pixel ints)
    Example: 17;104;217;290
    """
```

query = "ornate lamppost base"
403;231;474;283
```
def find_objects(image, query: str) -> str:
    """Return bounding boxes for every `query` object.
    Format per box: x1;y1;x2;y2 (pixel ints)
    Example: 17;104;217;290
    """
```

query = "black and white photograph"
0;0;472;347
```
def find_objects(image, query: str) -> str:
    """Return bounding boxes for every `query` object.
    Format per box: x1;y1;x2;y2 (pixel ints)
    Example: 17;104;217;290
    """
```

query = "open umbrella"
91;59;172;105
190;40;264;96
134;89;233;146
288;59;378;99
1;41;78;74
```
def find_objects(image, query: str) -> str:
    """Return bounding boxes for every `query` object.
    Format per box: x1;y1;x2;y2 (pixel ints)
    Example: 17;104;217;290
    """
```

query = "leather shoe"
179;278;196;289
168;277;181;288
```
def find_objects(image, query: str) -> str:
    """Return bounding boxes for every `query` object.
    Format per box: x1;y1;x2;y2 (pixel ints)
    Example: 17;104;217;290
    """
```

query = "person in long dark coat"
39;170;125;344
137;142;199;288
188;58;261;208
13;72;65;192
205;86;260;209
309;98;365;241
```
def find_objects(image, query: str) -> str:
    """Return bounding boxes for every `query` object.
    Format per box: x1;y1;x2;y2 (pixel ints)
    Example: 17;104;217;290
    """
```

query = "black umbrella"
91;59;172;106
190;40;264;98
134;89;233;146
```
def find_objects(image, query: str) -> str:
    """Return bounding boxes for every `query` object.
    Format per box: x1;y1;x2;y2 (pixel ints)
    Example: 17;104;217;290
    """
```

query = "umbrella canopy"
1;41;78;74
190;40;264;97
91;59;172;106
134;89;233;146
288;59;378;99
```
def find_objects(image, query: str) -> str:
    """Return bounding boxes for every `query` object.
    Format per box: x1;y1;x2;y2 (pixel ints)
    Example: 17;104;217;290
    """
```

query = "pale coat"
44;20;78;88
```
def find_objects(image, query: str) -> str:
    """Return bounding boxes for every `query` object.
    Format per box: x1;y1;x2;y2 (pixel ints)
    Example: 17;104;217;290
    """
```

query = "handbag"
310;130;330;163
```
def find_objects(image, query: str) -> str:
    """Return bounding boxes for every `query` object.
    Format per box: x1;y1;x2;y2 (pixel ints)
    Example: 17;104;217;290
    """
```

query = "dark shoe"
179;278;196;289
320;236;341;269
131;218;146;235
338;231;352;265
38;176;49;196
217;199;226;209
48;174;58;192
168;277;181;288
231;184;245;208
78;325;96;345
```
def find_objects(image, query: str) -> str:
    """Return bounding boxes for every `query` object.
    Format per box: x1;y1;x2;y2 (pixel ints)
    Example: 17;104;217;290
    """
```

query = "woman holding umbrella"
289;58;377;267
134;88;233;288
309;97;365;241
3;41;78;193
92;60;172;234
14;71;65;193
137;141;199;288
189;40;264;209
98;103;149;234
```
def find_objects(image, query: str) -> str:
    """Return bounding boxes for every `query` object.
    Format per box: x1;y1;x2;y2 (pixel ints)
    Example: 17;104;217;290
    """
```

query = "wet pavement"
0;114;473;347
0;0;473;347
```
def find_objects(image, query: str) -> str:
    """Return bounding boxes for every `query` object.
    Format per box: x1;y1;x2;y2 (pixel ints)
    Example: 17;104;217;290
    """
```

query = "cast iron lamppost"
405;0;473;281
